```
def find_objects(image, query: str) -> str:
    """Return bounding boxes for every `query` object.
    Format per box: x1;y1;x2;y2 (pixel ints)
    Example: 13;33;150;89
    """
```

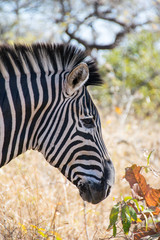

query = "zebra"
0;43;115;204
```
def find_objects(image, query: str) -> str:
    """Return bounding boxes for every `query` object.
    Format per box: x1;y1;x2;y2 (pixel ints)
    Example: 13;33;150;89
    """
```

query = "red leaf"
132;222;160;240
132;227;159;240
125;164;160;215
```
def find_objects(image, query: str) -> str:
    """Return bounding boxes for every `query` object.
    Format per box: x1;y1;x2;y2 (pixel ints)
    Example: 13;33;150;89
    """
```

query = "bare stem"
83;201;90;240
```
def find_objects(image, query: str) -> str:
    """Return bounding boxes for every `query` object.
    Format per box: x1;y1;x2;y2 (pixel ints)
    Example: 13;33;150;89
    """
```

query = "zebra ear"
66;62;89;95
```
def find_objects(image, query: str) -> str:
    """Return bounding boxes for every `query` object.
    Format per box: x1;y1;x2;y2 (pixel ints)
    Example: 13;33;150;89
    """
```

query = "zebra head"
36;45;115;204
0;43;114;204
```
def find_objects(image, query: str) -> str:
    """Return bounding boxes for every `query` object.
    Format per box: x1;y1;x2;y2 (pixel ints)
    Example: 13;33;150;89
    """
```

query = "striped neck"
0;68;60;166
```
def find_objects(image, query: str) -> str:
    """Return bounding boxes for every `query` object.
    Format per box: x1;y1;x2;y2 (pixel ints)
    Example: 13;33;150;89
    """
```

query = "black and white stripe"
0;43;115;204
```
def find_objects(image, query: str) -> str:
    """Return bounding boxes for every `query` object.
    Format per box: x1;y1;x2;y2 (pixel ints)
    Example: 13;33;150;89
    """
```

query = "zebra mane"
0;43;103;86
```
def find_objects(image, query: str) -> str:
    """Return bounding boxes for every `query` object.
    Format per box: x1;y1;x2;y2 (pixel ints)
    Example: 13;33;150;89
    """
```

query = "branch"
64;1;152;51
66;20;151;50
97;16;127;27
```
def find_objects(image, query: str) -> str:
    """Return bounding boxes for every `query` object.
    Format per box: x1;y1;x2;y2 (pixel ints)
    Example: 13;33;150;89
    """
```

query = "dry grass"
0;113;159;240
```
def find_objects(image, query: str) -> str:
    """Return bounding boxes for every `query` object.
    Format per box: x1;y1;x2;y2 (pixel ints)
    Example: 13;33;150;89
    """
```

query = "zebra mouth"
78;181;111;204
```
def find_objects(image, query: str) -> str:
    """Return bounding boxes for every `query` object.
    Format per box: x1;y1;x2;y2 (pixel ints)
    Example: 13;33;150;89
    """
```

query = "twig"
120;95;135;125
61;175;69;213
83;201;90;240
49;202;59;232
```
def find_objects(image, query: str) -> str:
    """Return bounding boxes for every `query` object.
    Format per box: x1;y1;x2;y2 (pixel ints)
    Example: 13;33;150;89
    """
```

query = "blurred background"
0;0;159;239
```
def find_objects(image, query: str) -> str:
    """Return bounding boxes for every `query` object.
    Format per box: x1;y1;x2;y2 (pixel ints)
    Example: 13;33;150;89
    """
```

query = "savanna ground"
0;109;159;240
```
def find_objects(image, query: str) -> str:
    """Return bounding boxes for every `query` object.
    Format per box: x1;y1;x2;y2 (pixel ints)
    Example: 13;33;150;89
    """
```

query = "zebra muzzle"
77;159;115;204
78;180;111;204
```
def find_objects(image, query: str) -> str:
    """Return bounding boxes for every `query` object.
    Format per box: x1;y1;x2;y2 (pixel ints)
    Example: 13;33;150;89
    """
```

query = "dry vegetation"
0;113;159;240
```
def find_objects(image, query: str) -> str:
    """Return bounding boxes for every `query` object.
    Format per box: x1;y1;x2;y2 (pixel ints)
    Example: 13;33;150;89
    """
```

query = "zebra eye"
81;117;95;128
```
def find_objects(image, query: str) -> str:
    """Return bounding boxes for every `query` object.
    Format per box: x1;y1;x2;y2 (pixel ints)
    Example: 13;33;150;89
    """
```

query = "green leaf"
140;205;145;211
121;205;131;235
108;203;120;228
121;205;126;221
143;208;154;213
147;150;154;166
128;205;137;221
124;196;132;202
142;213;148;231
113;224;117;237
122;214;131;235
144;166;149;173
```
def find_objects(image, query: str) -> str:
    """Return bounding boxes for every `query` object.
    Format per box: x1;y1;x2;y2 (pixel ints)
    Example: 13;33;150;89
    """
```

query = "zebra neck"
0;70;60;167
